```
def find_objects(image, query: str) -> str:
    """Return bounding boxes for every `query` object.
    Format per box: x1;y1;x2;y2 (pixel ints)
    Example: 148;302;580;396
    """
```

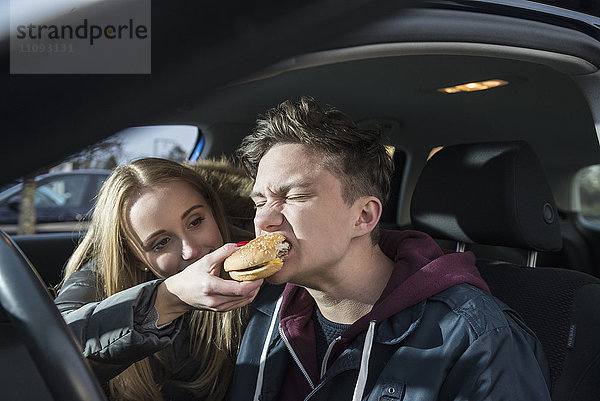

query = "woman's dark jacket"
54;263;202;400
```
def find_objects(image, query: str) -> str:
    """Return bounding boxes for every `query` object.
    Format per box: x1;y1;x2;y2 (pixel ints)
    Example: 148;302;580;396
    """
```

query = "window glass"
34;187;66;207
578;164;600;224
91;175;109;202
55;125;199;170
1;125;199;235
37;176;87;207
380;148;407;227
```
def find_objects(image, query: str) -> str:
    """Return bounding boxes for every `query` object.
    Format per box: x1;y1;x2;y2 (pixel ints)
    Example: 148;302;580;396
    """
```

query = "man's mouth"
278;240;290;259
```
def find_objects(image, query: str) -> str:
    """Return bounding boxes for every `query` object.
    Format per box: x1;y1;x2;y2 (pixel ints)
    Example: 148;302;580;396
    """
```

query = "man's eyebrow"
250;181;313;199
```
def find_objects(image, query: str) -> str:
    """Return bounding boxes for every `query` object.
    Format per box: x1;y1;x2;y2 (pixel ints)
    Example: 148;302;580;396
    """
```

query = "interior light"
437;79;509;94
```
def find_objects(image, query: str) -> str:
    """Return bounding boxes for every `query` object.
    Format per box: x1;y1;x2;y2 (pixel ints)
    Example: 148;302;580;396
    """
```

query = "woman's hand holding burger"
152;233;288;325
154;243;263;325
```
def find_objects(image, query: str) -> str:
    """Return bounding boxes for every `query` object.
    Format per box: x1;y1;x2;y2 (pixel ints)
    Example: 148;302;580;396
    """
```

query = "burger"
224;232;289;281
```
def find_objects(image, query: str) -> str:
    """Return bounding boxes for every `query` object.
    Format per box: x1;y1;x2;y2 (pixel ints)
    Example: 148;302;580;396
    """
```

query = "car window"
37;176;87;208
58;125;199;169
91;175;108;202
380;146;407;227
0;185;22;205
35;186;68;207
578;164;600;224
3;126;199;235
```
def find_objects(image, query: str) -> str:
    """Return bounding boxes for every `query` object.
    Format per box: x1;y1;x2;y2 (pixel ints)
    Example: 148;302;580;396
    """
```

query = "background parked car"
0;170;111;234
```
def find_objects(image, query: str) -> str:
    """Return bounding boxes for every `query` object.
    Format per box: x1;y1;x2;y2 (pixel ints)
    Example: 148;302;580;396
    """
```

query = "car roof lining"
325;7;600;68
244;42;598;83
201;52;598;163
199;6;600;179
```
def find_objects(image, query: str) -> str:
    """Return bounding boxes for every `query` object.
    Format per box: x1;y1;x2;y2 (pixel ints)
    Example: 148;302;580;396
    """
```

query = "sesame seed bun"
224;233;288;281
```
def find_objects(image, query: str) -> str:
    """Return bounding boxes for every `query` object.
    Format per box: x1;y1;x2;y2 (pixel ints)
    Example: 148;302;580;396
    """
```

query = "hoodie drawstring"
351;320;376;401
253;296;283;401
254;301;376;401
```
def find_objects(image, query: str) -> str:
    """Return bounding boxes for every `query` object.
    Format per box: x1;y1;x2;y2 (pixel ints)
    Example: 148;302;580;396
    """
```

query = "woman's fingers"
194;279;262;311
163;243;262;314
202;291;260;312
208;275;263;297
194;243;238;275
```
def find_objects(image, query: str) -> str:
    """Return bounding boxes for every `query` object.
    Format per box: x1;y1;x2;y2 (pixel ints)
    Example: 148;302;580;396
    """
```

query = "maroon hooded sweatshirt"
276;229;490;401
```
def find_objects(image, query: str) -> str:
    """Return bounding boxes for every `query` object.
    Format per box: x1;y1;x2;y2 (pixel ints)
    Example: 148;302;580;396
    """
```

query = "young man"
229;97;551;401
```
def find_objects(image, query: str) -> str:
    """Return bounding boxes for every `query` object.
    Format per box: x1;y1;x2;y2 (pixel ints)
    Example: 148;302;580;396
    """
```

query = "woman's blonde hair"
61;157;246;401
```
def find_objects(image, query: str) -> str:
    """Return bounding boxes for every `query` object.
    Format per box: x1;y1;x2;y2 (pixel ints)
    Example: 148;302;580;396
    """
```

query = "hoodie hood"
277;229;490;391
345;229;490;339
189;157;255;242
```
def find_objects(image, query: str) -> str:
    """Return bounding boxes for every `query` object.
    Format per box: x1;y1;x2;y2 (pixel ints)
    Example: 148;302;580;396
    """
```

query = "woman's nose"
181;239;199;260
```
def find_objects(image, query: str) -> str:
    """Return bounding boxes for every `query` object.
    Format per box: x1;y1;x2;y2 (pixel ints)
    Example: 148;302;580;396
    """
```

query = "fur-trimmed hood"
189;157;255;243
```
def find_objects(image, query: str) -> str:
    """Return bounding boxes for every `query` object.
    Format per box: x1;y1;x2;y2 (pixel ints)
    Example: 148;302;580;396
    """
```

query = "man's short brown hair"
237;97;394;242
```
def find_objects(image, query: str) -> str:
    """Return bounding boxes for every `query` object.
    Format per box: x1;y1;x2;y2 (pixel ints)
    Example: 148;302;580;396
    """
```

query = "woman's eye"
189;217;204;228
152;238;170;252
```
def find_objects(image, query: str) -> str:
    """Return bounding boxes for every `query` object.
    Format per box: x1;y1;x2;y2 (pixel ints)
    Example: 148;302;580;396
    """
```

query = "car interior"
2;0;600;400
410;140;600;399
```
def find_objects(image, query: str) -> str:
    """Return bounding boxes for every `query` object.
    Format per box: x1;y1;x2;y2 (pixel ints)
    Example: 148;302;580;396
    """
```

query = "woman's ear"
134;261;150;272
128;242;151;273
354;196;383;237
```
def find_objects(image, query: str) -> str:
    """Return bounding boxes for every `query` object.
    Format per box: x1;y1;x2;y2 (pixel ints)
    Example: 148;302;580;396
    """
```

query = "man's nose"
254;203;284;232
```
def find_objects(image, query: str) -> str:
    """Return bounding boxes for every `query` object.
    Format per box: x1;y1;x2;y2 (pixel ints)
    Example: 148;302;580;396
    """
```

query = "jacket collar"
254;284;428;346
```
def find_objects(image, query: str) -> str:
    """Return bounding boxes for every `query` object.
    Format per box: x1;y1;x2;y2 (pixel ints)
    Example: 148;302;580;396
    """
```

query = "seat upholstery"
476;261;600;400
411;140;562;252
410;140;600;401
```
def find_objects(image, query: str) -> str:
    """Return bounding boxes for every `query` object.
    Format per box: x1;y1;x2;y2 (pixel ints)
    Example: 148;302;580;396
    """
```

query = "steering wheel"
0;231;107;401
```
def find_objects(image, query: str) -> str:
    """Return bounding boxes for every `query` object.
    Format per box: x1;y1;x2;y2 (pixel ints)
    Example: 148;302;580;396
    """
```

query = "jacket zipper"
279;325;315;390
320;336;342;378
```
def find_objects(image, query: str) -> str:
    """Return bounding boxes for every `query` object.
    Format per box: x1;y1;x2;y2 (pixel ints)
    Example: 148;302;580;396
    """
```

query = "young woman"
54;157;262;401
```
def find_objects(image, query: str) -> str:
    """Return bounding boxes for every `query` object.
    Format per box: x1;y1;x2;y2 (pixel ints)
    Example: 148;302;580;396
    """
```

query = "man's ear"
354;196;383;236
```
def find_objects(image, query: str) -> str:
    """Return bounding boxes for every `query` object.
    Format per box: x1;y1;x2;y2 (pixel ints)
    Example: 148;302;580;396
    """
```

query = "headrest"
410;141;562;252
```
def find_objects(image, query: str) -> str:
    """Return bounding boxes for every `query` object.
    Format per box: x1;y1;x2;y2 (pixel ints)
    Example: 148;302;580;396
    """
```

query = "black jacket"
228;230;552;401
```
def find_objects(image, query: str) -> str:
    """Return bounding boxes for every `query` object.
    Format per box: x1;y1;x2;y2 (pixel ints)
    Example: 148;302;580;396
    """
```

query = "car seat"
410;140;600;401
